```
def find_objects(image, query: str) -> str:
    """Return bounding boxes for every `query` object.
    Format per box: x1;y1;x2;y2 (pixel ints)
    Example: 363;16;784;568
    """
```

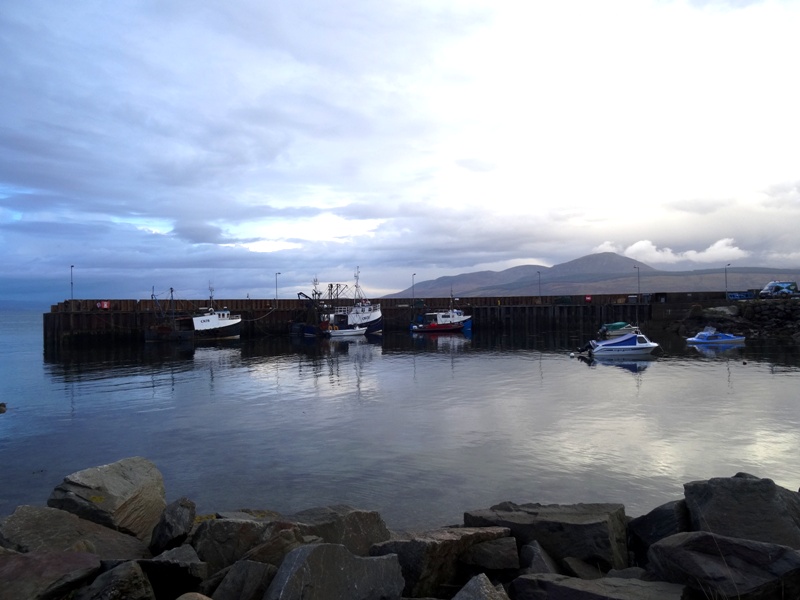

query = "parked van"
758;281;799;298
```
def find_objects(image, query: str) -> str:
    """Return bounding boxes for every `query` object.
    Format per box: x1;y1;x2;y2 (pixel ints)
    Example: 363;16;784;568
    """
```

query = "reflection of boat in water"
577;354;656;373
688;342;746;358
411;331;471;351
686;326;745;345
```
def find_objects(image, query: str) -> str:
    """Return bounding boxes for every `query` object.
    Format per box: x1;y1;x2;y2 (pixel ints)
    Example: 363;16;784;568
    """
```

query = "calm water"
2;306;800;530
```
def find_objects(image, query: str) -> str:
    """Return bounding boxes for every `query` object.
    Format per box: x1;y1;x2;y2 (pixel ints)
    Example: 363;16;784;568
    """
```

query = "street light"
633;265;640;324
70;265;74;302
275;272;281;301
725;263;731;298
412;273;416;303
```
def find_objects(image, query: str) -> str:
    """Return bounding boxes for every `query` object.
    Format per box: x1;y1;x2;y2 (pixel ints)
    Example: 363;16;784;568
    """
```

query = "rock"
190;517;274;575
210;559;278;600
283;504;391;556
605;566;646;579
240;524;313;567
0;551;101;600
264;543;404;600
452;573;510;600
520;540;560;575
140;544;209;600
72;560;156;600
647;530;800;599
562;556;604;580
149;496;196;555
509;573;684;599
370;526;510;598
176;595;213;600
627;499;689;566
460;536;519;571
464;502;628;571
683;473;800;547
0;505;150;559
47;457;166;543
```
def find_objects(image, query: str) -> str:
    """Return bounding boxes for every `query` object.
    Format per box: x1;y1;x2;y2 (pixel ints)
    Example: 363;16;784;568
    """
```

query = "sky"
2;0;800;305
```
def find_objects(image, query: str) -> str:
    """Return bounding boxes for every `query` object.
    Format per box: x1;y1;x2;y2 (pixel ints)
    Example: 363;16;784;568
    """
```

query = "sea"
2;303;800;530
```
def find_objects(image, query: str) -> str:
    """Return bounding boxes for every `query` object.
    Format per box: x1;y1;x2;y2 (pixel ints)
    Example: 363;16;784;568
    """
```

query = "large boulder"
370;526;510;598
509;573;685;599
452;573;510;600
647;531;800;599
464;502;628;571
72;560;156;600
283;504;391;556
47;457;166;543
265;543;404;600
208;559;277;600
149;496;196;555
683;473;800;547
627;499;689;566
190;517;274;576
0;551;101;600
0;505;150;559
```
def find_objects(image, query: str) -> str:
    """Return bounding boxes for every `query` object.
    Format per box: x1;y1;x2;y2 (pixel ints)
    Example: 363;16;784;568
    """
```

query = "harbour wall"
42;290;732;346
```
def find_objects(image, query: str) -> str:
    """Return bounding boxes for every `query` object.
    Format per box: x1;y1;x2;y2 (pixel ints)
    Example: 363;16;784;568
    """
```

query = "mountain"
385;252;800;298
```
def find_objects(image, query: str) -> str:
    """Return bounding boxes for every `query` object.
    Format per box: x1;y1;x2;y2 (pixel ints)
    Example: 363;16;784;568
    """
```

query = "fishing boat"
579;329;660;357
144;287;194;343
686;326;745;344
192;286;242;340
324;268;383;334
410;294;471;333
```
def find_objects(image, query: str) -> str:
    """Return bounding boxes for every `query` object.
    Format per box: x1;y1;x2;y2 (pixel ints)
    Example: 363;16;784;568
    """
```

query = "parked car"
758;281;799;298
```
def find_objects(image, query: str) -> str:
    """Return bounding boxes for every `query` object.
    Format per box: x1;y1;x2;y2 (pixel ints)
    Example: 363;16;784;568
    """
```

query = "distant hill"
384;252;800;298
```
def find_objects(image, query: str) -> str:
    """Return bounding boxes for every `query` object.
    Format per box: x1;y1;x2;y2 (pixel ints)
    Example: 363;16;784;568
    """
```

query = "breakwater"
44;290;733;345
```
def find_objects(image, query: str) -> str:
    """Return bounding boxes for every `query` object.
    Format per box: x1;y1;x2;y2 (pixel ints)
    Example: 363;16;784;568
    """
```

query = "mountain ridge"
384;252;800;297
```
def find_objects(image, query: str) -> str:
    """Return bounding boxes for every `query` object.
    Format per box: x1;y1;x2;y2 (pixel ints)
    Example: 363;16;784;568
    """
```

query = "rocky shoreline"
3;458;800;599
670;298;800;341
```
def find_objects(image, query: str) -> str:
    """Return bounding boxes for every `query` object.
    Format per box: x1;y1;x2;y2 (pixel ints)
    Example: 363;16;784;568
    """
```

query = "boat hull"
589;331;659;357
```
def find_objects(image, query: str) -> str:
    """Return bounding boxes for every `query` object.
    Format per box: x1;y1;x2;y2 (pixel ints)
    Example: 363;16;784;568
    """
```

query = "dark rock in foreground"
3;457;800;599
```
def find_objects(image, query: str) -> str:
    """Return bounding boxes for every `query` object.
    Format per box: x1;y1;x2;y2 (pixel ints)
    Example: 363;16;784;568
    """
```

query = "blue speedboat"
686;326;745;344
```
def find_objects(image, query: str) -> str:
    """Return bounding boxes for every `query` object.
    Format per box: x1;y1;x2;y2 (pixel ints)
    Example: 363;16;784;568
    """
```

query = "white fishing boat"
192;285;242;340
325;268;383;334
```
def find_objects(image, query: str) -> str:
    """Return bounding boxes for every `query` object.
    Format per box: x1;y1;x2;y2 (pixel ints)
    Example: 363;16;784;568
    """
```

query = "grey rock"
265;543;404;600
0;505;150;559
627;499;689;565
464;502;628;571
211;559;277;600
47;457;166;544
149;496;196;555
509;573;684;599
683;472;800;547
647;530;800;599
240;524;311;567
562;556;604;580
460;536;519;571
452;573;510;600
520;540;560;574
605;566;646;579
191;517;273;575
0;551;101;600
284;504;391;556
73;560;156;600
370;526;510;598
140;544;209;599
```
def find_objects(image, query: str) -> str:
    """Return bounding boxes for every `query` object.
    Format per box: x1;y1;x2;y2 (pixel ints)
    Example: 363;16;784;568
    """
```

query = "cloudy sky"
2;0;799;305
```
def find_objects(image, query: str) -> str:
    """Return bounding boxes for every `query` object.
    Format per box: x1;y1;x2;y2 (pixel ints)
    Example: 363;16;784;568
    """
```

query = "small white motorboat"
580;329;660;357
327;326;367;338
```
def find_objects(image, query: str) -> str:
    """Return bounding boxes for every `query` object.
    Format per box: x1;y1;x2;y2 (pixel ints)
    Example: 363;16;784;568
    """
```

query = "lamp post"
70;265;74;302
725;263;730;299
412;273;416;303
537;271;541;298
633;265;640;324
275;272;281;301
